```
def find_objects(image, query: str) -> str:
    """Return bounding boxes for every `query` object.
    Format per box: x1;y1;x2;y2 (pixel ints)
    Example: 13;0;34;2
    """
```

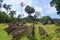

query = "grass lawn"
0;23;60;40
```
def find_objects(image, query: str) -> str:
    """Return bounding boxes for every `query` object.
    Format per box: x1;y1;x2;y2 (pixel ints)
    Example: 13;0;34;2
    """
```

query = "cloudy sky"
3;0;60;18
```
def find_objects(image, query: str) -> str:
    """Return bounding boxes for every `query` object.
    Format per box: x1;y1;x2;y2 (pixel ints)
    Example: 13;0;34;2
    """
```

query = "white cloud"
43;5;57;15
1;8;10;15
34;6;44;16
35;6;42;12
14;11;28;18
20;0;32;6
1;8;6;12
23;12;28;17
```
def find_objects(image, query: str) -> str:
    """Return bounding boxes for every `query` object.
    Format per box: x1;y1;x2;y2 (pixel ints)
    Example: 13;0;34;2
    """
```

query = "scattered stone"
17;22;26;26
28;24;34;37
56;28;60;33
10;26;28;37
39;27;48;36
55;21;60;26
5;23;17;33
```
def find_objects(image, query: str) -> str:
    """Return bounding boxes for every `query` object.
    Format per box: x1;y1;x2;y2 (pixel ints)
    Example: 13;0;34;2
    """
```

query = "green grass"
0;24;12;40
0;23;60;40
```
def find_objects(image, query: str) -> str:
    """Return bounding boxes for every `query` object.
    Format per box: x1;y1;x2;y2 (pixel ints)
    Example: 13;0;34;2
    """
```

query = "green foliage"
50;0;60;15
3;4;11;12
40;16;54;25
41;16;51;21
25;5;35;15
0;0;3;3
0;0;11;12
0;11;9;23
9;11;16;22
0;11;16;23
0;0;3;10
25;5;35;22
0;0;16;23
53;18;60;26
9;11;16;17
2;0;11;12
53;18;60;21
0;24;12;40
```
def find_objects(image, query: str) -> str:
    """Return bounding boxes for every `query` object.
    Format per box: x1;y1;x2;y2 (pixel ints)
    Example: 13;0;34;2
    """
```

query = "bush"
40;16;54;25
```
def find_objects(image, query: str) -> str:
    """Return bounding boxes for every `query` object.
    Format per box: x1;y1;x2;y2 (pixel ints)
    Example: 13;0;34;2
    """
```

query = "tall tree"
0;11;10;23
9;11;16;17
3;4;11;12
25;5;35;16
25;5;35;21
50;0;60;15
9;11;16;22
